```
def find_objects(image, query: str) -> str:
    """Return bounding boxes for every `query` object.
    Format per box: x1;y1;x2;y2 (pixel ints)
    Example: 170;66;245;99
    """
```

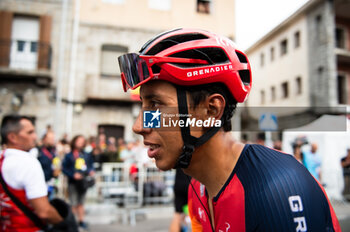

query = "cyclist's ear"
206;93;225;121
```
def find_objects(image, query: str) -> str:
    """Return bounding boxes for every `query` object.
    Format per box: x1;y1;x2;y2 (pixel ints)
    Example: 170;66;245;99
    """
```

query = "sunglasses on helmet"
118;53;208;92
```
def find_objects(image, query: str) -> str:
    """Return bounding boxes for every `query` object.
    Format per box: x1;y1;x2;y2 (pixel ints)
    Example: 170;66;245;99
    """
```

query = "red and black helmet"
118;28;252;102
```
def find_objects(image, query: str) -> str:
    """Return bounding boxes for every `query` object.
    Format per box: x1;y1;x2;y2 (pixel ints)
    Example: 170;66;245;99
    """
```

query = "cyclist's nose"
133;111;151;135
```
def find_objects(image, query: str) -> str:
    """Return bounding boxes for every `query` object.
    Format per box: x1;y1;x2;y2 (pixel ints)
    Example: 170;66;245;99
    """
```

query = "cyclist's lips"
144;141;161;158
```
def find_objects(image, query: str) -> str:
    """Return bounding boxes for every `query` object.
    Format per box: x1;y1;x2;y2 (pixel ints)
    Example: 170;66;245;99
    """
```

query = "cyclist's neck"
184;132;244;197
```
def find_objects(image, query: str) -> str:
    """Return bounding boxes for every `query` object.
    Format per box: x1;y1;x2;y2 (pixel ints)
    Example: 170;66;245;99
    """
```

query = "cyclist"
118;28;340;231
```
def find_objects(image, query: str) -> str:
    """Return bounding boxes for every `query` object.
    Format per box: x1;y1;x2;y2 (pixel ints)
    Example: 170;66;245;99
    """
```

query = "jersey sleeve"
21;156;47;199
3;153;47;199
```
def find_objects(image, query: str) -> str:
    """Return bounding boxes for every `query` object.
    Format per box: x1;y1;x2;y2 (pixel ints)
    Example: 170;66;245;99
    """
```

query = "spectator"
38;130;61;199
107;136;117;152
119;142;136;164
0;115;65;231
273;140;282;151
56;134;71;159
303;143;322;181
62;135;94;230
84;136;96;154
117;137;126;154
98;133;107;152
91;146;103;172
341;148;350;201
291;136;308;164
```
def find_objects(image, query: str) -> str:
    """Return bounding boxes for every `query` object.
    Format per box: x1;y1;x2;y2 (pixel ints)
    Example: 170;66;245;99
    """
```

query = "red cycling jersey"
188;144;340;232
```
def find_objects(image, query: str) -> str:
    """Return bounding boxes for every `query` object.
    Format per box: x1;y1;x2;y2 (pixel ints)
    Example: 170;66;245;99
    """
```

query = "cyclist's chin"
155;157;176;171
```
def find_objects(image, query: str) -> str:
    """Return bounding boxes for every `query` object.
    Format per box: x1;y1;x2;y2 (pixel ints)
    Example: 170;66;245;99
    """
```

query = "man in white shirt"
0;115;63;231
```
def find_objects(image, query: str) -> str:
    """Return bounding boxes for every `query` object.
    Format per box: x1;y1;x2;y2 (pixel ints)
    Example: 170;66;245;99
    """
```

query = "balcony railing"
0;39;52;70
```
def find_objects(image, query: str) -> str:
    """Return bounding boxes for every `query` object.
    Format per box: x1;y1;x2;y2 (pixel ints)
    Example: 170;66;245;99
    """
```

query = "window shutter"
0;11;13;67
38;15;52;69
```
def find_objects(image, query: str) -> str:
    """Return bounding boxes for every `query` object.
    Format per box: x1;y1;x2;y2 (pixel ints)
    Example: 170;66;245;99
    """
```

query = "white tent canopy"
282;115;350;200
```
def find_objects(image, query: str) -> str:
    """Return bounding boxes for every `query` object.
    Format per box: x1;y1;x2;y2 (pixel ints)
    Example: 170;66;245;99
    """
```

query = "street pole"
55;0;68;138
66;0;80;136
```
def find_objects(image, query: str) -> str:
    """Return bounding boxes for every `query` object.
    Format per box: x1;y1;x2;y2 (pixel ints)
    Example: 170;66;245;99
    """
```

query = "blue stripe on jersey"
236;144;335;232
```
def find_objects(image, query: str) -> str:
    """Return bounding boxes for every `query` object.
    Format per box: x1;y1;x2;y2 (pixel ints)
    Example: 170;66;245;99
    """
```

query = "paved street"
85;203;174;232
84;200;350;232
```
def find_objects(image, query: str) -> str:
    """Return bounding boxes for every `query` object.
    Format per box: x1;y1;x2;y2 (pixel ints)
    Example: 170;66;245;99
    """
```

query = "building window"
335;27;346;49
197;0;211;14
281;82;289;99
271;86;276;102
10;15;40;70
260;53;265;67
337;74;347;104
296;76;302;95
100;44;128;77
149;0;171;11
280;39;288;56
260;90;265;105
294;31;300;48
270;47;274;61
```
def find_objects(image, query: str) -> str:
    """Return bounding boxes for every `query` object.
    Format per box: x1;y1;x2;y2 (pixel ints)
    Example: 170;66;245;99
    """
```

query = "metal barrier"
90;162;175;208
84;162;175;225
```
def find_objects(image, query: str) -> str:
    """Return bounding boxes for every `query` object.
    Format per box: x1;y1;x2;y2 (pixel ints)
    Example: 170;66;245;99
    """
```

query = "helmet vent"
151;64;161;74
235;51;248;63
238;70;251;86
169;47;229;67
146;33;209;55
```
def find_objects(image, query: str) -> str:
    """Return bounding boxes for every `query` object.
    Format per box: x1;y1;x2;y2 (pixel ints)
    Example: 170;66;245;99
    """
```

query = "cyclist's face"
133;80;183;171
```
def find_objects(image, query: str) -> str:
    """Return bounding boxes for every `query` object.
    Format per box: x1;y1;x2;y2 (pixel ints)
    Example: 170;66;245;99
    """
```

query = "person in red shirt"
117;28;340;231
0;115;63;231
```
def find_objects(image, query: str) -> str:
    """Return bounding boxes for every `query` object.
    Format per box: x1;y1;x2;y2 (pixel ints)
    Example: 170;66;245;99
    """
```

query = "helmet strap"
174;87;222;169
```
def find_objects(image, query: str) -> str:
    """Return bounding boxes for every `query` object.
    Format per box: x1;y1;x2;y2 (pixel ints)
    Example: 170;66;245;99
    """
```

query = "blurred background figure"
98;133;107;152
38;130;61;199
273;140;282;151
56;134;71;159
117;138;126;154
341;148;350;201
62;135;95;231
85;136;96;154
119;142;135;164
303;142;322;181
291;136;308;164
169;168;190;232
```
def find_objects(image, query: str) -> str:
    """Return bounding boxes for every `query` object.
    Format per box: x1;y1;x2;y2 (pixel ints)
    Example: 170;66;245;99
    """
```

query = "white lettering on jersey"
198;207;206;222
289;195;307;232
294;217;307;232
218;222;231;232
289;195;303;212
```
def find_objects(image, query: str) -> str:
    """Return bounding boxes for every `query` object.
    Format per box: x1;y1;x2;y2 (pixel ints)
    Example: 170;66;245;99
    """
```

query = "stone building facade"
243;0;350;141
0;0;74;138
0;0;237;142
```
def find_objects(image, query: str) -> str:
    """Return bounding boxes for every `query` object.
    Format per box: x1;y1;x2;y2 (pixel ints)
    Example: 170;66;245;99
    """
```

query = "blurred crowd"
242;134;350;202
0;124;152;230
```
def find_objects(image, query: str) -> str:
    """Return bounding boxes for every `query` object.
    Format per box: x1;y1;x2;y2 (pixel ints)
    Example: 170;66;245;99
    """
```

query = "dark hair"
70;135;85;151
1;115;33;145
183;83;237;132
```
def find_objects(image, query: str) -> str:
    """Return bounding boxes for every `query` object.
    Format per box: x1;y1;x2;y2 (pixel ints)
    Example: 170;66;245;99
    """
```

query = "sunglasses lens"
118;53;150;90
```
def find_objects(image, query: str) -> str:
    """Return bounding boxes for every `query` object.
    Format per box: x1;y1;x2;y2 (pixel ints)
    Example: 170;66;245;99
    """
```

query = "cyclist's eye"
150;100;160;109
142;100;161;110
